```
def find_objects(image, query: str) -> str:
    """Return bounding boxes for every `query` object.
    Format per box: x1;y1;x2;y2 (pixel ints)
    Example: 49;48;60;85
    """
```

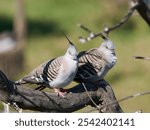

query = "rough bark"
0;71;123;113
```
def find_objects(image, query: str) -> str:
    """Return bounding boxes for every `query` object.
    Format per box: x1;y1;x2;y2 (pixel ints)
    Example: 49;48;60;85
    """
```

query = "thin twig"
103;1;139;34
78;24;106;43
1;101;22;113
78;1;139;43
86;90;150;113
11;102;22;113
81;83;101;112
100;90;150;110
77;24;92;33
133;56;150;60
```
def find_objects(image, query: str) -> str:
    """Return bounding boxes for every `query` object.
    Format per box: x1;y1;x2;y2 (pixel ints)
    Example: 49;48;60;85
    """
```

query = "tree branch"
0;70;123;113
78;0;150;43
77;2;139;43
103;1;139;34
133;0;150;26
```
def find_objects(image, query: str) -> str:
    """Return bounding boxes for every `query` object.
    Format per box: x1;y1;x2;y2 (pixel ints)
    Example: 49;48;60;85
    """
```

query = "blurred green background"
0;0;150;112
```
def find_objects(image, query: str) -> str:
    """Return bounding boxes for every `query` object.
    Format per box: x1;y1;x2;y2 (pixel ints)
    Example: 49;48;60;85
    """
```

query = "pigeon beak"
111;52;116;55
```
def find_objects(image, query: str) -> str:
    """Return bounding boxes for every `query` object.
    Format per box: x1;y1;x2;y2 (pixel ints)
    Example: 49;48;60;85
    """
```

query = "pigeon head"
100;39;115;53
64;35;78;61
99;38;117;65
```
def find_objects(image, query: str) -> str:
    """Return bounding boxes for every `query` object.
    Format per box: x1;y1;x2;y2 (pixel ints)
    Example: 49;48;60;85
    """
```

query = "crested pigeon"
74;35;117;83
15;35;78;97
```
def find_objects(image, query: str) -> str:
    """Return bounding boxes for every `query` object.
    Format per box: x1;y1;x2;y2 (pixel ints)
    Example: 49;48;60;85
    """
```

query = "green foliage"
0;0;150;112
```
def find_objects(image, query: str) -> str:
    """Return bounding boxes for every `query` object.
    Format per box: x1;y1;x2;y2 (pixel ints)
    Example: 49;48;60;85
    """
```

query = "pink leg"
54;88;67;97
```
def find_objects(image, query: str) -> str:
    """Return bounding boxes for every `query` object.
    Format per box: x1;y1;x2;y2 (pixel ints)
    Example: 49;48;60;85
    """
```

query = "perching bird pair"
15;34;117;97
